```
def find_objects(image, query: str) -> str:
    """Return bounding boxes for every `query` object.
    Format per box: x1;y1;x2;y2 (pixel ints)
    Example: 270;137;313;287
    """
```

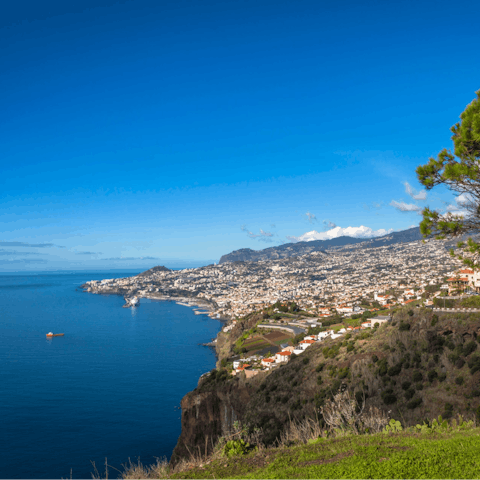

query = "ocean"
0;271;221;479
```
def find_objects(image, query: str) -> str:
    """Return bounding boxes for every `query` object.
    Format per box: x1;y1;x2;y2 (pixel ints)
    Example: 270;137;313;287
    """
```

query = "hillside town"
83;237;475;374
83;238;462;318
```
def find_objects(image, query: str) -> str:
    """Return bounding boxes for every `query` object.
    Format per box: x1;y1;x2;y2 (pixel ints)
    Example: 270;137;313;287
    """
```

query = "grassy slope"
173;428;480;479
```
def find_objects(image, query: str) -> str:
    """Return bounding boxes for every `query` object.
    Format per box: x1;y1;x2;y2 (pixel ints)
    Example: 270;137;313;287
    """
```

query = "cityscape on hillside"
84;235;463;322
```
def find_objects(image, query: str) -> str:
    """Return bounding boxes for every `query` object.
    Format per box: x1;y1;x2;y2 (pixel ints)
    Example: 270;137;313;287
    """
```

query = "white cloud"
287;225;394;243
306;212;317;223
390;200;422;212
403;182;427;201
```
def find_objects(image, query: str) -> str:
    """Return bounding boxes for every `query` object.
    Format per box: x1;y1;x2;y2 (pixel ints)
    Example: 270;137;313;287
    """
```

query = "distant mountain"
218;227;423;263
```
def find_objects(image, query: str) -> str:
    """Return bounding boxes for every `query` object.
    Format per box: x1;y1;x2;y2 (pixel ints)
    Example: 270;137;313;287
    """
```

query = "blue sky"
1;0;479;271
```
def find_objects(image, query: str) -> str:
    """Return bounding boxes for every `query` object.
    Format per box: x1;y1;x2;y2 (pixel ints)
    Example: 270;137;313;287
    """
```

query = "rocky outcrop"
170;377;254;464
219;227;423;263
136;265;171;277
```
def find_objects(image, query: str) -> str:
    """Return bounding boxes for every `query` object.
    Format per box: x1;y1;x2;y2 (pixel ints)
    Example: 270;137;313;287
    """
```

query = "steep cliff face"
170;377;253;464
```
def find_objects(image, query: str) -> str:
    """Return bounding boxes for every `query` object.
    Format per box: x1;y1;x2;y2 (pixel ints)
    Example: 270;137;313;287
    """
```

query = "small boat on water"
46;332;64;337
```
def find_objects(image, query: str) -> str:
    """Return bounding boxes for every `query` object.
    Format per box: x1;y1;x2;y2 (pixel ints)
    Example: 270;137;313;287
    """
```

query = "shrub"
431;314;439;326
372;354;379;363
401;381;412;390
412;371;423;382
317;375;323;385
471;389;480;397
455;376;464;386
347;344;354;352
406;397;422;409
467;355;480;375
381;388;397;405
377;358;388;376
388;364;402;377
315;362;325;372
438;372;447;382
416;383;424;390
463;341;477;357
302;357;310;365
399;321;411;331
445;337;455;350
413;352;422;364
443;402;454;419
407;310;414;317
455;358;466;369
223;439;252;457
405;388;415;400
427;370;438;382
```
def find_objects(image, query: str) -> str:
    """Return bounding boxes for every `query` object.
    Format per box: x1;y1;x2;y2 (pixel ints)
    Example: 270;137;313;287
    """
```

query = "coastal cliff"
171;307;480;463
170;375;255;464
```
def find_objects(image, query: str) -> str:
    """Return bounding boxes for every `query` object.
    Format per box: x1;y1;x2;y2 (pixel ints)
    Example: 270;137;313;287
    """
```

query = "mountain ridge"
219;226;423;263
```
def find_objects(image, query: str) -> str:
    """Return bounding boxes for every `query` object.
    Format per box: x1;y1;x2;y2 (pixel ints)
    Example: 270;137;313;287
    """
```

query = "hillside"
218;227;422;263
167;426;480;479
171;306;480;464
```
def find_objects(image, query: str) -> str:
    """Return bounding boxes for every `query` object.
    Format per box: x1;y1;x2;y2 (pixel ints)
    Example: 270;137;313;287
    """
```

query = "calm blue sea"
0;271;221;479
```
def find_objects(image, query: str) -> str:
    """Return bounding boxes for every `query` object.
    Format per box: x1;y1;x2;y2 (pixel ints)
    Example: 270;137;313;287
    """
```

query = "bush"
443;402;454;419
455;358;466;369
438;372;447;382
412;371;423;382
302;357;310;365
388;364;402;377
317;375;323;385
467;355;480;375
427;370;438;382
401;381;412;391
223;439;252;457
381;388;397;405
455;376;464;385
315;362;325;372
405;387;415;400
377;358;388;376
463;341;477;357
431;314;439;326
415;382;424;390
407;397;423;409
407;310;414;317
372;354;379;363
399;321;411;331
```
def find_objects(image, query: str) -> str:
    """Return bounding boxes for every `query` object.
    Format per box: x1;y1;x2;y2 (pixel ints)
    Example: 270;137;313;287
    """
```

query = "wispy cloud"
306;212;317;223
0;250;44;256
74;251;102;255
0;241;59;248
322;220;337;230
0;258;48;264
363;201;384;211
390;200;422;212
101;256;160;261
403;182;427;201
241;225;275;243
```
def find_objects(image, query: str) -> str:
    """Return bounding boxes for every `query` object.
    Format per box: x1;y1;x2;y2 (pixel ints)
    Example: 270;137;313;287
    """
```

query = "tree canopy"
416;89;480;268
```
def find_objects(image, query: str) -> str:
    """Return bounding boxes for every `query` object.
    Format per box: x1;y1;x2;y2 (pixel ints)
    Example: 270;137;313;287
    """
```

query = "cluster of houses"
447;268;480;294
231;316;391;376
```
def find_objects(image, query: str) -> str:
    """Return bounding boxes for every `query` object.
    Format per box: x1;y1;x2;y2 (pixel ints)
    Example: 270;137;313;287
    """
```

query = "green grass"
172;428;480;479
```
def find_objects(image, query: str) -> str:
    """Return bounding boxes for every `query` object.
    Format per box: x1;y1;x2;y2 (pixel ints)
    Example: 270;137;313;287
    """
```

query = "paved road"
258;323;306;335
